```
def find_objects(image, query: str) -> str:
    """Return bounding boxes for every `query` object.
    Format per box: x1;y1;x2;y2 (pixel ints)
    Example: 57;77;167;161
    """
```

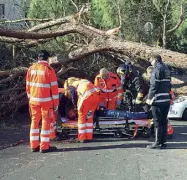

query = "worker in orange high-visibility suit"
26;50;59;153
94;68;122;110
64;77;100;142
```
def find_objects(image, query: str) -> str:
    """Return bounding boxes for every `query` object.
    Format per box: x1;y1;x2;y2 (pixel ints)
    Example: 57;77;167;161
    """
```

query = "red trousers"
29;104;52;150
78;93;100;141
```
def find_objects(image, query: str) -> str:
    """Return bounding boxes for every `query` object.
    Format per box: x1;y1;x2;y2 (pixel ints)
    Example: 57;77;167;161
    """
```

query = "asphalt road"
1;119;187;180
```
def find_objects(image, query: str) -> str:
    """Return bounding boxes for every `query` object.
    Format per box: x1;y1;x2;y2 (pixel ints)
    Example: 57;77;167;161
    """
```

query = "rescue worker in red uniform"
64;77;100;142
94;68;122;110
26;50;59;153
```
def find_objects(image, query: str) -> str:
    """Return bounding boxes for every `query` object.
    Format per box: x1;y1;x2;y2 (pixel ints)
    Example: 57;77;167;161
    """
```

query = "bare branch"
167;5;186;34
70;0;79;12
28;8;87;32
115;0;122;27
0;18;53;24
28;15;75;32
0;23;116;41
165;0;170;13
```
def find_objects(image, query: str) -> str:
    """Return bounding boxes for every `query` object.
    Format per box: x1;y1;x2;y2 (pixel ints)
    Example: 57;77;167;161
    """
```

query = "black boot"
160;125;167;149
147;127;161;149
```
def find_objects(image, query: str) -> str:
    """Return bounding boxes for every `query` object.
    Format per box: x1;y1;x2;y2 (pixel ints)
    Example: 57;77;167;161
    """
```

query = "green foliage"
28;0;78;18
27;0;187;52
91;0;118;29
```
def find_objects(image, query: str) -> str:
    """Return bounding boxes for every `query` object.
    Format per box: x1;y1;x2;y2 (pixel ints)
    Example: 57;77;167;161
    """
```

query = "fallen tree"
0;8;186;119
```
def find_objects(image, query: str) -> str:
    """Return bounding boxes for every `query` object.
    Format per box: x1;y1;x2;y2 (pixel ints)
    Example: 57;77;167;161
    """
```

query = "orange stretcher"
59;109;174;139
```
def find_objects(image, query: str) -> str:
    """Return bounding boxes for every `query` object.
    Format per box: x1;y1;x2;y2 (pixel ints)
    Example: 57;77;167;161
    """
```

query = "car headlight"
173;97;186;103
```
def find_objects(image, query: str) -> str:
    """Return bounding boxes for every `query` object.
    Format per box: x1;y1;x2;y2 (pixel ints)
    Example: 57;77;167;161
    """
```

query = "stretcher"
58;108;174;139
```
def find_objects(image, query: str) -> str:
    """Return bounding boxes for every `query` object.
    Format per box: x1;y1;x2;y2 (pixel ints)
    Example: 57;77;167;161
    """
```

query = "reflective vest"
26;61;59;107
148;62;171;104
76;79;100;111
94;72;122;101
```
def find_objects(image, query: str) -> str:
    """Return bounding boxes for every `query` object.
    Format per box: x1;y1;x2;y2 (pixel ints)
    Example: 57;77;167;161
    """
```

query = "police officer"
146;54;171;149
116;61;146;111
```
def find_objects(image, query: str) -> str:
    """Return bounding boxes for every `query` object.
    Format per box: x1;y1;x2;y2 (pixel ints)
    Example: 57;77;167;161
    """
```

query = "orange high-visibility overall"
26;61;59;150
94;72;122;110
73;79;100;141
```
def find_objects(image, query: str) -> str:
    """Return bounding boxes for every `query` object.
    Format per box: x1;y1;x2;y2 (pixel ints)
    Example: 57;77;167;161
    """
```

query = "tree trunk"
163;15;167;49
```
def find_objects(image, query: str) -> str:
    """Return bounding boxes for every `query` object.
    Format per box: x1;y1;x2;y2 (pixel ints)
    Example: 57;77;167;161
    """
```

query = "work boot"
160;143;167;149
147;127;161;149
31;147;40;152
40;146;57;153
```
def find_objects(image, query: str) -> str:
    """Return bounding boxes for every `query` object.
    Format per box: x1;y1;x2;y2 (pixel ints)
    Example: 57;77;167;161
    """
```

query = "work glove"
146;99;152;105
135;98;143;105
54;106;58;112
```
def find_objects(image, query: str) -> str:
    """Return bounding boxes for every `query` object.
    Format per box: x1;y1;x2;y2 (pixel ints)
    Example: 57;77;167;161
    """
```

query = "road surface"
0;119;187;180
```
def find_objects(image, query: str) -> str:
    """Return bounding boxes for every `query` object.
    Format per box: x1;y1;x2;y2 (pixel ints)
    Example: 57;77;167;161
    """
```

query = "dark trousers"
152;103;170;144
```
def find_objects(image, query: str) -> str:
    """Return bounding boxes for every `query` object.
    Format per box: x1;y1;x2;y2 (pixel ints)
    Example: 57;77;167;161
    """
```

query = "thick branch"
167;5;186;34
0;27;78;39
67;38;187;68
0;67;28;77
0;23;119;43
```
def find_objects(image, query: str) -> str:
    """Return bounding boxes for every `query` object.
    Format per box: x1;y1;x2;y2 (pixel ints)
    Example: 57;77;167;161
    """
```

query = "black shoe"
147;127;161;149
160;143;167;149
31;147;40;152
40;146;57;153
146;143;161;149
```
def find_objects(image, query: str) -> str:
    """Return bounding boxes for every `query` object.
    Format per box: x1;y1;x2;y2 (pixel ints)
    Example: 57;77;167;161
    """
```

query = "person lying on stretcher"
58;88;152;121
58;88;77;121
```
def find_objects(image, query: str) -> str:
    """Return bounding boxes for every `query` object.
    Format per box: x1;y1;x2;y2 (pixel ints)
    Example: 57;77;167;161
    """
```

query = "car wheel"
182;109;187;121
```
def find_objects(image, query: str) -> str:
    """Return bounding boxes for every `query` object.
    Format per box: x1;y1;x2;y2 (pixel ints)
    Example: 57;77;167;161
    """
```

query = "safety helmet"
116;63;133;75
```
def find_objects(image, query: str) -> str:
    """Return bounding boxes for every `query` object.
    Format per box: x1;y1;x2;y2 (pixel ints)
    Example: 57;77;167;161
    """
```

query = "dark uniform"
147;59;171;149
117;63;148;111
